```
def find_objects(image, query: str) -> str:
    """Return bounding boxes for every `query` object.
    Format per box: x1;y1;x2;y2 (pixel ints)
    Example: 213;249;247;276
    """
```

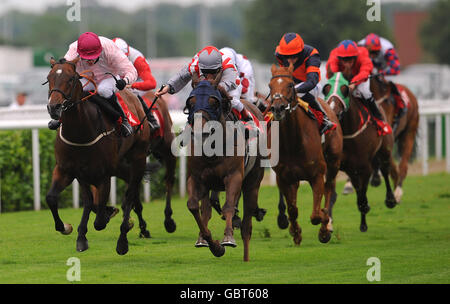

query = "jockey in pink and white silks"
156;45;254;122
48;32;137;137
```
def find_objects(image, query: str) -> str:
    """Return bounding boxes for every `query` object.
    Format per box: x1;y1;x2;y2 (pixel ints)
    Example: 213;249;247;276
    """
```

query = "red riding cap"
77;32;102;60
365;33;381;52
336;40;359;58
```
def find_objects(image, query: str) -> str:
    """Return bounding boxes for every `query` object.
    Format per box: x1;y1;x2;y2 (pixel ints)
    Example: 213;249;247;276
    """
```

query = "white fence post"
110;176;116;206
435;115;442;160
419;116;429;176
72;179;79;209
446;114;450;173
32;128;41;211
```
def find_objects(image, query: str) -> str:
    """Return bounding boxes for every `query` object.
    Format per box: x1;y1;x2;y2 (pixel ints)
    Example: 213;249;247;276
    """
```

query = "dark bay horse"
370;75;419;202
45;58;151;255
184;74;264;261
267;64;343;244
323;71;398;232
140;91;177;233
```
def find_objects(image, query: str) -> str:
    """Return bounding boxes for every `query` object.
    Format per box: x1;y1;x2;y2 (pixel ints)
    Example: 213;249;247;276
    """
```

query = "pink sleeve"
64;42;79;61
104;39;137;84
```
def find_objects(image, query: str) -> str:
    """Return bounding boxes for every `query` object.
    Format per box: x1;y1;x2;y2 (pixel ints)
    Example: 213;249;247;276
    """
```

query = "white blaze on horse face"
277;78;283;85
330;100;336;109
56;69;62;75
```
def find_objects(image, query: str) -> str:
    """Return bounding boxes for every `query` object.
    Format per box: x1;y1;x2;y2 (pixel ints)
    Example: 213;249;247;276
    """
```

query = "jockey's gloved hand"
116;79;127;90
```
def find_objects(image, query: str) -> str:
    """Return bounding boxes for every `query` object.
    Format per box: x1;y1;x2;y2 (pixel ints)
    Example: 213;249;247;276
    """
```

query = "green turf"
0;173;449;284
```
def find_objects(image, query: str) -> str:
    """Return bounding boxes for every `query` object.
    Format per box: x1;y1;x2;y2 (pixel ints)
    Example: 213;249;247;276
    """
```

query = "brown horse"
45;57;151;255
323;71;398;232
183;73;264;261
370;75;419;202
139;91;177;232
267;64;343;244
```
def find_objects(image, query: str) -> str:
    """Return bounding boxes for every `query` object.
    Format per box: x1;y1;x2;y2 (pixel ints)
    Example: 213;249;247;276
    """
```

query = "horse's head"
45;57;81;120
268;64;297;121
322;72;350;120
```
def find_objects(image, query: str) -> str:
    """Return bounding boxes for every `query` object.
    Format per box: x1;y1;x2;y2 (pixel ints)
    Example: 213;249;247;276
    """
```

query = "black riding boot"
109;94;133;137
308;97;336;135
365;96;385;121
137;96;160;131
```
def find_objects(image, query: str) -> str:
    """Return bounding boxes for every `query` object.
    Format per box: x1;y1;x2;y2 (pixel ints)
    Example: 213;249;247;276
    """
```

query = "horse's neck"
278;109;305;154
60;100;103;141
342;98;368;132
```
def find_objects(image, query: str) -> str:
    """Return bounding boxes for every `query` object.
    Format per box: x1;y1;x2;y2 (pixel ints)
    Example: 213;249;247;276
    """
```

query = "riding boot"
365;96;392;135
137;95;160;131
109;94;133;137
48;119;61;130
308;98;336;135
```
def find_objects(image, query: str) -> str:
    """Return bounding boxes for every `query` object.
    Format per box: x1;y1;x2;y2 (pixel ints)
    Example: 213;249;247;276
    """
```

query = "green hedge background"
0;129;176;212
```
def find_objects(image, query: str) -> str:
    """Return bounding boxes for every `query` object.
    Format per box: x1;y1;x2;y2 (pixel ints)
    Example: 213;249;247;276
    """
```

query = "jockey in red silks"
48;32;137;137
156;45;254;122
113;37;159;131
326;39;391;135
358;33;406;120
275;32;336;135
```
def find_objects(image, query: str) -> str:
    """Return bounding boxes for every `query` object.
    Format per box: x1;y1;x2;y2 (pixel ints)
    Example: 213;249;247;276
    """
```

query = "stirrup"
121;120;133;137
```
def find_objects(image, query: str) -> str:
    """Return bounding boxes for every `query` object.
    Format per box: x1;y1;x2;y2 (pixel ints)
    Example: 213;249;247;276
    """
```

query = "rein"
264;74;298;116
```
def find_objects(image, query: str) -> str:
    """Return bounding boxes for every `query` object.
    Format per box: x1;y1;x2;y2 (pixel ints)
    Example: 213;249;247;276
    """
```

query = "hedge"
0;129;177;212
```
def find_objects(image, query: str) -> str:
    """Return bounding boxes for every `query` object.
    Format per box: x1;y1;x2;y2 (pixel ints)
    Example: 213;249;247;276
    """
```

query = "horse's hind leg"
195;195;213;247
277;189;289;229
93;179;111;231
163;153;177;233
350;173;371;232
77;182;93;252
241;187;259;262
377;138;398;209
277;177;302;245
46;166;74;235
134;199;151;238
395;127;417;202
221;172;243;247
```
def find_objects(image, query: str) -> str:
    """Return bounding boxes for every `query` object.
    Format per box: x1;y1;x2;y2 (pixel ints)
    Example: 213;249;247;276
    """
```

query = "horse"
138;91;177;233
323;71;398;232
183;72;264;261
370;75;419;202
267;63;343;244
45;57;151;255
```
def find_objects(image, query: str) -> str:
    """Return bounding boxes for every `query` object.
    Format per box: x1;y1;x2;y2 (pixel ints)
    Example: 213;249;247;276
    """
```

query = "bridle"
265;74;298;116
45;61;97;112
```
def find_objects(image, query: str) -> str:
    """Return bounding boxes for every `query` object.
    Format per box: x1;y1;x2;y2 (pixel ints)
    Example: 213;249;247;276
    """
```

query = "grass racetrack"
0;173;449;284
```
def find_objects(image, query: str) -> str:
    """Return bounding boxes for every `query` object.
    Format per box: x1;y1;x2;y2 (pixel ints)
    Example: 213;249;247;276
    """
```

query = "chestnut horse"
46;58;151;255
184;73;264;261
323;71;398;232
267;64;343;244
370;75;419;202
139;91;177;233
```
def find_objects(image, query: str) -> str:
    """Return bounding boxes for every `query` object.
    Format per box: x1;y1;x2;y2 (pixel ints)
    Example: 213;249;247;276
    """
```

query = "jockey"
220;47;257;104
275;32;336;135
113;37;159;131
326;39;391;135
156;45;254;122
358;33;406;120
48;32;137;137
357;33;400;76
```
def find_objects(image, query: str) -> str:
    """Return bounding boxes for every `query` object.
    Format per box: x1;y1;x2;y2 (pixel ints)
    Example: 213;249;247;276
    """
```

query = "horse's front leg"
187;177;224;257
76;182;93;252
277;176;301;245
93;179;111;231
46;166;74;235
221;172;243;247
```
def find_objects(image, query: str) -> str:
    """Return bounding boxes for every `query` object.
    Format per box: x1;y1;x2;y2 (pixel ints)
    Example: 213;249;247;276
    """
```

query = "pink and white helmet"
77;32;102;60
112;37;130;57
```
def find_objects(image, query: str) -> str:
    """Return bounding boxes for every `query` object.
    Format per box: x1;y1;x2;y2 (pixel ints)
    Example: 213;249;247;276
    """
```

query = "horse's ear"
50;57;56;67
322;84;331;97
271;64;278;75
340;85;349;98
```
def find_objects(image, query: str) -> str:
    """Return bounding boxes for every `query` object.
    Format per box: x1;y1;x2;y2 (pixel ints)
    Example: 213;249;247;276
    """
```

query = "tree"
243;0;392;63
421;0;450;65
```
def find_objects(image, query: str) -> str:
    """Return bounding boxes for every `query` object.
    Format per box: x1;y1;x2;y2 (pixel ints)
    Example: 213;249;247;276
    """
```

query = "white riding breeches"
81;77;118;99
353;78;372;100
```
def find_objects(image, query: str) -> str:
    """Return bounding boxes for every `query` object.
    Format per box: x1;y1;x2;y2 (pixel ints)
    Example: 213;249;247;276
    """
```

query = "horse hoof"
385;198;397;209
310;216;321;226
61;223;73;235
254;208;267;222
342;181;354;195
221;236;237;247
360;224;368;232
94;222;106;231
232;216;242;230
107;207;120;220
327;218;334;232
210;244;226;257
139;230;151;238
195;238;209;248
116;237;129;255
164;219;176;233
370;174;381;187
319;231;332;243
76;239;89;252
277;214;289;230
394;187;403;204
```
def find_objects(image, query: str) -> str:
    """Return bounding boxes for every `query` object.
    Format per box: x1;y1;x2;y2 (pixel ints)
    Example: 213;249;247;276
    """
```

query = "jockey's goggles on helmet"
369;50;380;56
200;67;221;75
81;57;100;64
338;56;357;62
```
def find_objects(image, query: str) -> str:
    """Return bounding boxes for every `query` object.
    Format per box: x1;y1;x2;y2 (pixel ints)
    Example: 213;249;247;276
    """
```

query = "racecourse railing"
1;100;450;212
